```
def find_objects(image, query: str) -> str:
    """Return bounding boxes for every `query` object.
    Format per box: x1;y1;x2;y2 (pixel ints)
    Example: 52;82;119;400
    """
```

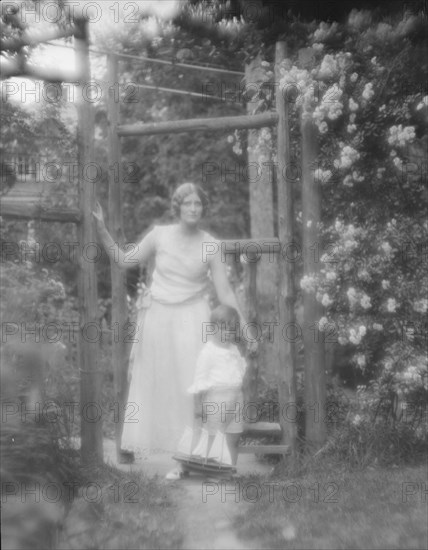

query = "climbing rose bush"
228;10;427;422
296;11;428;418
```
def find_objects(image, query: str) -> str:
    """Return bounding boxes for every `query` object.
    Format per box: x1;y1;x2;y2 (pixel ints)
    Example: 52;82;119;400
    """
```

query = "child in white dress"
188;305;247;466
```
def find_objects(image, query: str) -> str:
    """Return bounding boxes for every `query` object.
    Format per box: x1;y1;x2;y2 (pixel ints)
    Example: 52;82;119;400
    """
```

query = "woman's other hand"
246;340;259;357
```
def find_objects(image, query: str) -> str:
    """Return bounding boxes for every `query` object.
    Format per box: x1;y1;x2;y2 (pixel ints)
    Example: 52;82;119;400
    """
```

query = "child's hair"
210;305;240;328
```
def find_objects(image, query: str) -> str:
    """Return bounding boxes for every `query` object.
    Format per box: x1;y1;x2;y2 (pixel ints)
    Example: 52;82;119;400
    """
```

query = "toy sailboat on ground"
173;426;236;475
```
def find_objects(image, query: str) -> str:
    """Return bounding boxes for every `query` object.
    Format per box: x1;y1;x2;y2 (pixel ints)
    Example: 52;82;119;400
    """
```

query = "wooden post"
245;56;276;283
106;54;130;460
243;253;259;419
245;55;278;387
275;42;298;460
301;111;327;449
75;18;103;465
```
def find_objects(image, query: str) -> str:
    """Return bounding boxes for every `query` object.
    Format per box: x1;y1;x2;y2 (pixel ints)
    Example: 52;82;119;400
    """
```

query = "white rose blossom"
413;299;428;313
376;167;386;179
349;98;359;111
334;220;344;232
300;275;317;293
349;325;367;345
312;86;344;131
386;298;398;312
336;145;360;169
318;317;329;331
318;54;338;79
314;168;332;182
360;294;371;309
362;82;375;100
416;95;428;110
356;354;366;368
387;124;416;147
347;287;359;307
352;414;363;426
352;171;365;182
381;242;392;255
393;156;403;169
321;293;333;307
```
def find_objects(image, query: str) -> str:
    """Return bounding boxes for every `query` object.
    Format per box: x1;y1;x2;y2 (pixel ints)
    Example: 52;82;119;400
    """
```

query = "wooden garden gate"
1;11;326;463
106;41;326;461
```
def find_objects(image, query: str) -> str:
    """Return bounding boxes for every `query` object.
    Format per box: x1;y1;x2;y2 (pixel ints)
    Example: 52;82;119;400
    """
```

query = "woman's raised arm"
93;202;156;270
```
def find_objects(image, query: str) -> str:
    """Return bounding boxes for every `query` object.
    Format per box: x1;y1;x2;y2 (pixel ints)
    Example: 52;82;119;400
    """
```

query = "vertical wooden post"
75;18;103;465
275;42;297;459
242;254;259;419
301;112;326;449
245;56;278;386
106;54;129;460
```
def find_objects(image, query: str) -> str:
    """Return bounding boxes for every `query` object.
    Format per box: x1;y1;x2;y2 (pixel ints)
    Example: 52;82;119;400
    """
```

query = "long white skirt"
121;297;210;454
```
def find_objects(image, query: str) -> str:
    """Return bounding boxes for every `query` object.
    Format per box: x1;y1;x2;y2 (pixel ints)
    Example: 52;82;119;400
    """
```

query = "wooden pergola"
104;41;325;461
1;13;326;464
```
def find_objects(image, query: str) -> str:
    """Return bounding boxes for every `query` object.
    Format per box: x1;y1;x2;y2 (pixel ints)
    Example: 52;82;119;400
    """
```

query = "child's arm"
188;347;212;394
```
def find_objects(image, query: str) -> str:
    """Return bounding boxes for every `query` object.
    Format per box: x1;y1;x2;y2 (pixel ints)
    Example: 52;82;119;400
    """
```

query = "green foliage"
234;466;427;550
0;257;72;324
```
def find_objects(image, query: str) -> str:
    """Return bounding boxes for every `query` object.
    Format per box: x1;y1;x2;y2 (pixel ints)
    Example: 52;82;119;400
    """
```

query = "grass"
232;464;427;549
57;462;185;550
1;416;184;550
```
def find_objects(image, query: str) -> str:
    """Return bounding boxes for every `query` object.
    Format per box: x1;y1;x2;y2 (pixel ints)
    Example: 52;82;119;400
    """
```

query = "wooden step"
242;421;282;437
238;444;290;455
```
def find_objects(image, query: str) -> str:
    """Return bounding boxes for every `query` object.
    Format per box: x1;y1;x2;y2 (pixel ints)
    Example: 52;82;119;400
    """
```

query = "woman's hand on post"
92;201;105;229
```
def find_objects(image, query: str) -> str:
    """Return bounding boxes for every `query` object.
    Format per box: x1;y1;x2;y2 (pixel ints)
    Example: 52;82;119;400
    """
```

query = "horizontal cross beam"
0;57;81;81
117;112;279;137
0;199;82;224
222;238;281;256
0;25;77;54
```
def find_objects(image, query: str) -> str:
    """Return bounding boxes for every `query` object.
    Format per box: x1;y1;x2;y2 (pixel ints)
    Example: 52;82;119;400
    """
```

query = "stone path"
103;439;273;549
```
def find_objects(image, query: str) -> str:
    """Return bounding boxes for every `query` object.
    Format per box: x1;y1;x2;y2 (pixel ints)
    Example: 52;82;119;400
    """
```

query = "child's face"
213;320;240;345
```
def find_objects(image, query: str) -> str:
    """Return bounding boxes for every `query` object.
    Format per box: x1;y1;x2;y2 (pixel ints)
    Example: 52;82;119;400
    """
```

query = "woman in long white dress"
93;183;248;471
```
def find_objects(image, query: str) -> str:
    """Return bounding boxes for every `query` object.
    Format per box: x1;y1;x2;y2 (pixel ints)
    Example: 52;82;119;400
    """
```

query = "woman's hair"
210;305;240;328
171;183;209;218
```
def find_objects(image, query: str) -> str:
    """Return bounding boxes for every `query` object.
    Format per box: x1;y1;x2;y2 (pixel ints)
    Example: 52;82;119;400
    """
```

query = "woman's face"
179;192;203;225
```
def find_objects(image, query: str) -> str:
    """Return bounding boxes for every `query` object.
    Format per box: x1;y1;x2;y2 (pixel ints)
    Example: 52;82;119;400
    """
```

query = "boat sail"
176;425;196;455
192;429;210;458
206;430;233;465
173;425;235;472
